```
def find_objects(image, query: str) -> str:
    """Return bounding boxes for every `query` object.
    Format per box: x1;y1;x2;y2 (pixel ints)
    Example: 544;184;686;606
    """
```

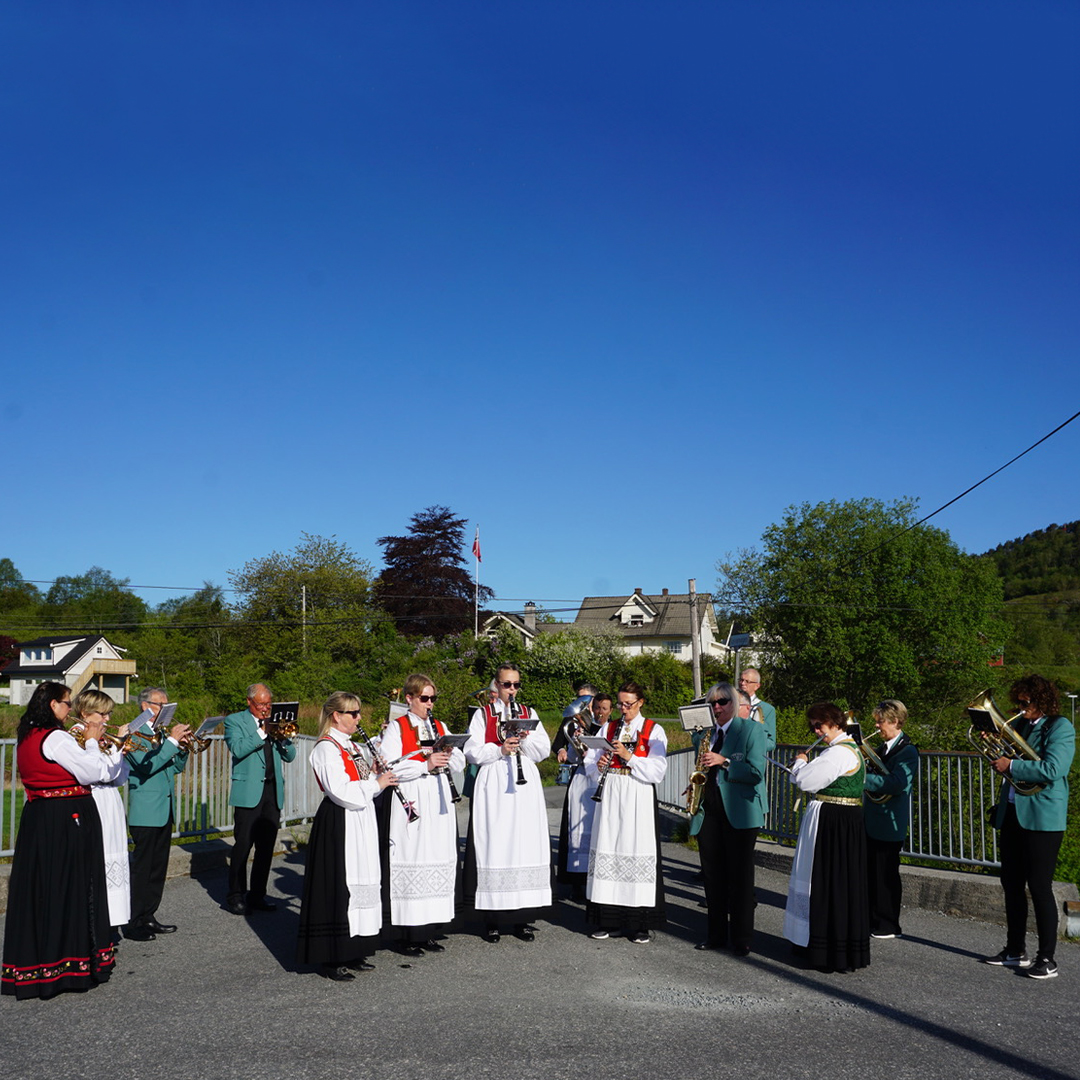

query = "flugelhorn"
263;718;298;741
966;689;1043;796
72;724;129;754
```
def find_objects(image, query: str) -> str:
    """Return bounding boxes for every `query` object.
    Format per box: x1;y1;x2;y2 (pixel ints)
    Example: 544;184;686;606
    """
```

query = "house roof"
483;612;566;639
574;590;717;639
1;635;104;677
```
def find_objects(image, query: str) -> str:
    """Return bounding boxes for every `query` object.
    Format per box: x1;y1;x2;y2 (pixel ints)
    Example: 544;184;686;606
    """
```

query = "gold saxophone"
684;728;711;815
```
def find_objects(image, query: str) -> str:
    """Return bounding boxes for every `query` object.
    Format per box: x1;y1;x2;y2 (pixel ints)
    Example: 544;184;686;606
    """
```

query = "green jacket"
863;733;919;842
224;708;297;810
127;737;190;828
689;717;767;834
993;714;1075;833
751;699;777;752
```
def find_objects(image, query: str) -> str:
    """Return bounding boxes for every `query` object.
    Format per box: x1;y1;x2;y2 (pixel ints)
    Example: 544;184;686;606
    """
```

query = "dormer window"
629;615;644;627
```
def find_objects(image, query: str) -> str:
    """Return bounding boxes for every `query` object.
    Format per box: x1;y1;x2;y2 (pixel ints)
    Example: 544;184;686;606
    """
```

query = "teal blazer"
224;709;297;810
127;738;190;828
863;733;919;842
993;714;1075;833
689;717;767;834
751;699;777;751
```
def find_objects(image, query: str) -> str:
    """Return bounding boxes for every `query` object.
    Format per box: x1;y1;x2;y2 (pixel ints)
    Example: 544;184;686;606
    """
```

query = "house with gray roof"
1;634;137;706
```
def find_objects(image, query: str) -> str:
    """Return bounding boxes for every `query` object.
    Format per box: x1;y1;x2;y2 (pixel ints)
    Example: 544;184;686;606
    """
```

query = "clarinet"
353;725;419;823
591;717;631;804
427;708;461;804
505;697;527;786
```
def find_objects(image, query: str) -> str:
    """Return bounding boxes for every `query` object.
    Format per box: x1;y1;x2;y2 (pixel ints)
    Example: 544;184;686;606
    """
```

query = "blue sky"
2;1;1077;616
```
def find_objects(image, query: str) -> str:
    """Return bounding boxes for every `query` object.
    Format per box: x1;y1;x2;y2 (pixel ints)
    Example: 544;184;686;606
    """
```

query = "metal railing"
658;744;1000;869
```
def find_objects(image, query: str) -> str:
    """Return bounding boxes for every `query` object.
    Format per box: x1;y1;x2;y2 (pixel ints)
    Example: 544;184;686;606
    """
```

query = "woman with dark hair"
2;681;118;999
584;681;667;944
296;691;398;981
782;702;870;973
983;674;1075;980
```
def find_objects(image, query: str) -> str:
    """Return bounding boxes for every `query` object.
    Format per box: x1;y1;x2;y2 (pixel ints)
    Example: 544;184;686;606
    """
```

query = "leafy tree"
716;497;1007;739
0;558;42;612
376;506;493;638
42;566;147;631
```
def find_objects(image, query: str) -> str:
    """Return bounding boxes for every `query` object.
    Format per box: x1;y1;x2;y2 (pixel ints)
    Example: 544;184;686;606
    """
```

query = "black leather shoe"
225;898;249;916
695;941;725;951
422;939;445;953
731;944;751;957
521;923;538;933
513;925;535;942
124;924;156;941
402;944;425;958
144;919;177;934
322;964;355;982
347;959;375;972
248;898;277;912
484;928;500;943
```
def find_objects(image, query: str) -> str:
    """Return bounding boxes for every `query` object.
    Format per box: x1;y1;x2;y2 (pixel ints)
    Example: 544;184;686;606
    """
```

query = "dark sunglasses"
417;694;438;703
711;697;731;706
342;709;361;718
500;681;521;689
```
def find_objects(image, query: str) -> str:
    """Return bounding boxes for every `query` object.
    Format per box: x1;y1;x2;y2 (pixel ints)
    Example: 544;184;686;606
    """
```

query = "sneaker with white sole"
1026;957;1059;980
629;931;650;945
982;948;1031;967
589;929;609;940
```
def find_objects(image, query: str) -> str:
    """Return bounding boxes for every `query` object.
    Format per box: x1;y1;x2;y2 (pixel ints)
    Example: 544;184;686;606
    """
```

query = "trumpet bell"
562;695;594;720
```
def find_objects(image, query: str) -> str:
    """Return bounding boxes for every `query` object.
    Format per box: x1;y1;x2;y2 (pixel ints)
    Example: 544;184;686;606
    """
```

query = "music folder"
195;716;225;739
270;701;299;725
579;734;617;752
678;702;713;731
421;733;470;750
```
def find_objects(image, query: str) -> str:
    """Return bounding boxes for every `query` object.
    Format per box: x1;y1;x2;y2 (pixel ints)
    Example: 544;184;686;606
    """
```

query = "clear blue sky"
2;1;1077;616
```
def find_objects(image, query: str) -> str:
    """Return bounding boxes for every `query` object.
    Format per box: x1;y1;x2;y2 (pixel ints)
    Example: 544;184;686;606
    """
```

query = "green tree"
376;506;493;638
716;497;1006;739
42;566;147;632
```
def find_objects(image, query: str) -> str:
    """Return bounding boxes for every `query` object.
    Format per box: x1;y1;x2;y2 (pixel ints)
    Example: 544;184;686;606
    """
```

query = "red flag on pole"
472;527;482;562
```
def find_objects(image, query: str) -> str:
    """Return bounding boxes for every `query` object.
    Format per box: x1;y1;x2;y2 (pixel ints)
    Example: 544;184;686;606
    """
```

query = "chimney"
634;587;643;596
524;601;537;632
662;588;669;596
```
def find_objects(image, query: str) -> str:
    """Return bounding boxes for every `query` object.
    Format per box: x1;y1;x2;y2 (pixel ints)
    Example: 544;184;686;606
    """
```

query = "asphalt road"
2;792;1078;1080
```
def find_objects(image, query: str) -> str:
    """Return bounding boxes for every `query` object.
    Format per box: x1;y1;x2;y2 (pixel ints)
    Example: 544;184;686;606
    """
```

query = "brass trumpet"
263;718;299;741
72;724;130;754
966;689;1043;796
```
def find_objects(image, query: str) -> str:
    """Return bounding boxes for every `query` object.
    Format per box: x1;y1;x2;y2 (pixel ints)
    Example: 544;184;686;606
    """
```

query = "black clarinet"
353;725;418;823
427;708;461;804
591;718;631;804
505;697;527;786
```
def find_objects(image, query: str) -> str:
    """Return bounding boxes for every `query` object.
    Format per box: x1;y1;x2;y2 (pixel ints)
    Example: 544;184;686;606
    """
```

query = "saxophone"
683;727;711;815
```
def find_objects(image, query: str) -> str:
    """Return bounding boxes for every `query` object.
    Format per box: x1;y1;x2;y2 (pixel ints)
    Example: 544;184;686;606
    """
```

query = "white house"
481;602;568;650
1;635;138;706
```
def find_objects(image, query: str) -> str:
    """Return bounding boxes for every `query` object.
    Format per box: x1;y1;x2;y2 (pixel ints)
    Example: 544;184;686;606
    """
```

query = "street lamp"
1068;693;1077;724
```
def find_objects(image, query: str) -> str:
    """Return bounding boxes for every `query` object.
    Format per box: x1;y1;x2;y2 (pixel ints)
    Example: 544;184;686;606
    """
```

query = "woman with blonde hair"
296;691;398;981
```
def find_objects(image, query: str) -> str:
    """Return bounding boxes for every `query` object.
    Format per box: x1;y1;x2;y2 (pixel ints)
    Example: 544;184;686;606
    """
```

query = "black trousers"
229;780;281;903
698;782;759;949
999;803;1063;960
129;819;174;925
865;834;904;936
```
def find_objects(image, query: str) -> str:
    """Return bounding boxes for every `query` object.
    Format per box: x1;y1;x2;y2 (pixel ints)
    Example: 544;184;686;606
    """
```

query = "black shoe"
521;923;538;933
402;943;425;958
322;964;355;982
225;898;249;917
731;944;751;957
695;941;724;952
124;924;156;942
484;927;501;943
513;924;535;942
422;939;445;953
347;959;375;972
248;897;277;912
144;919;177;934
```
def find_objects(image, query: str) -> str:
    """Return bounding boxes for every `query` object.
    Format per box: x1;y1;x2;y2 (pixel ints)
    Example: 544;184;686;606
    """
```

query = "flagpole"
473;526;480;636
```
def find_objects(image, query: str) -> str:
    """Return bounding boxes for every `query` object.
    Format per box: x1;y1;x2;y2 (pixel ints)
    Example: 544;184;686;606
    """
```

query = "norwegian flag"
472;527;482;563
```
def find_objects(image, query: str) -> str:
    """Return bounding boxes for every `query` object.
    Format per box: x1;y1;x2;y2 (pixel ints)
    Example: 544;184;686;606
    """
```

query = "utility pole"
689;578;702;698
302;584;307;657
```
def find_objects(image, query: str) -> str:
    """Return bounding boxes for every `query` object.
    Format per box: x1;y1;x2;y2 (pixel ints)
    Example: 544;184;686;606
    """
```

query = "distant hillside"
983;521;1080;600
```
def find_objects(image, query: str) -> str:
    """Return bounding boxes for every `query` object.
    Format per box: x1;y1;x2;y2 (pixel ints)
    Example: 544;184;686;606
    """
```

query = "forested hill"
983;521;1080;600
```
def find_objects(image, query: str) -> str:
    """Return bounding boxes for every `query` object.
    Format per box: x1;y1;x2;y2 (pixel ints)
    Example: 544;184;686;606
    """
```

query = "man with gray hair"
738;668;777;751
224;683;296;916
125;687;192;941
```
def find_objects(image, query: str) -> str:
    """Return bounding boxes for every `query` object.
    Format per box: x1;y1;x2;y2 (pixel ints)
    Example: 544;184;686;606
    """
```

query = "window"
665;641;682;654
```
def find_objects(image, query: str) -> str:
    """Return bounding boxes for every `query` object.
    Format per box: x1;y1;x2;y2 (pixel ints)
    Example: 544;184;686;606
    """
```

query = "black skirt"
1;795;115;1000
806;803;871;972
296;799;376;966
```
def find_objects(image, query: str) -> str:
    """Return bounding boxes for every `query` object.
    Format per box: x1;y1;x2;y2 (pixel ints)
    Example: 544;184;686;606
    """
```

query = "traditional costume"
463;699;552;925
296;728;383;967
379;709;464;941
584;715;667;935
2;728;118;999
783;735;870;972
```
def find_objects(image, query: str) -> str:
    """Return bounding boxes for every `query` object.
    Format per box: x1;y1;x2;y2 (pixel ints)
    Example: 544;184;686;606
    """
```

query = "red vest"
313;734;363;791
482;701;531;744
395;714;448;760
605;717;656;771
18;728;88;800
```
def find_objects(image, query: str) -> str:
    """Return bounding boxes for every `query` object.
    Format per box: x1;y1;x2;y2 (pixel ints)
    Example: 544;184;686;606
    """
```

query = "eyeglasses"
500;681;521;689
617;699;640;709
711;697;731;707
57;699;72;708
417;695;438;703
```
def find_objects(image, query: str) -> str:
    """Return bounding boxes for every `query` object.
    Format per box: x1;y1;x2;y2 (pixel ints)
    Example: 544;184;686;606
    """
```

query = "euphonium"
965;689;1043;796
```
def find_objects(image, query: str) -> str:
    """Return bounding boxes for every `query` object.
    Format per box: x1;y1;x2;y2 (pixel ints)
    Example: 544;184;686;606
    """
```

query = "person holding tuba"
982;675;1075;980
862;699;919;940
378;673;464;956
297;691;398;981
694;684;767;957
463;663;551;942
782;702;870;973
584;681;667;945
125;687;192;940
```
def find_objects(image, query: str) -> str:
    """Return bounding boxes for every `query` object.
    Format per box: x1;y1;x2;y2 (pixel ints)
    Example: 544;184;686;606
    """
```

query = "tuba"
966;690;1042;796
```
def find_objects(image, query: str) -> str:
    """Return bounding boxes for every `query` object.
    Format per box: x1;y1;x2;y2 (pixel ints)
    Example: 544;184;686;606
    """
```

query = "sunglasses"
417;694;438;703
341;710;361;718
711;697;731;706
500;681;521;689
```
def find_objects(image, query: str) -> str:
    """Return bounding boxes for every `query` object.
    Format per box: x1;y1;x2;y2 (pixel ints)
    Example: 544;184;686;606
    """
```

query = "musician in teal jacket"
126;688;191;939
695;684;767;956
862;699;919;939
224;683;297;916
739;668;777;751
985;675;1075;980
